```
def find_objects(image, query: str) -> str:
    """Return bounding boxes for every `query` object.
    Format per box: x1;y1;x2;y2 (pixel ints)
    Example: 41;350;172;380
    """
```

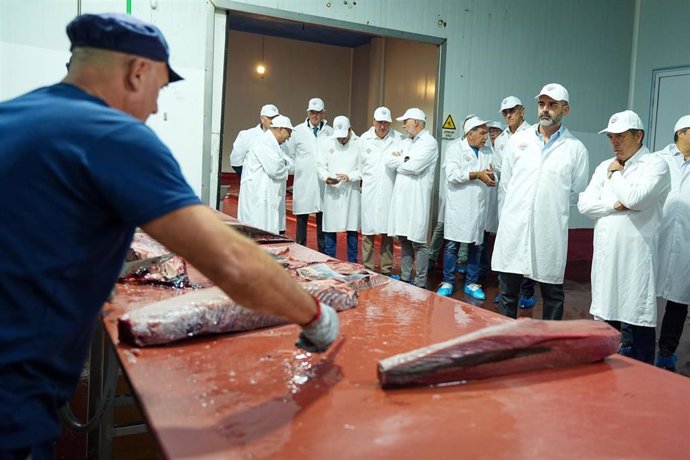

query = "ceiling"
227;10;375;48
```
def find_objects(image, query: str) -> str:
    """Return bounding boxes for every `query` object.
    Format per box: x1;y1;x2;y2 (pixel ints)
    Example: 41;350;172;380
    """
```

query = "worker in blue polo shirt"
0;13;339;459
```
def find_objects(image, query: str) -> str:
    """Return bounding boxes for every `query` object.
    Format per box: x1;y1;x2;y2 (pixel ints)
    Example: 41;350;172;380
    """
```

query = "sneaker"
436;282;454;297
389;274;401;281
518;295;536;309
456;263;467;274
493;294;500;304
618;345;633;357
655;353;677;372
463;283;486;300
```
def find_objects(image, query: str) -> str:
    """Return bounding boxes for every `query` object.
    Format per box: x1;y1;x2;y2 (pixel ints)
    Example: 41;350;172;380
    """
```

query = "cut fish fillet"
118;281;357;347
377;319;621;388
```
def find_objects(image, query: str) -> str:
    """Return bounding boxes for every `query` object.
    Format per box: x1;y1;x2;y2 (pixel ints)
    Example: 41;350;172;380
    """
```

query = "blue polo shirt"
0;83;201;448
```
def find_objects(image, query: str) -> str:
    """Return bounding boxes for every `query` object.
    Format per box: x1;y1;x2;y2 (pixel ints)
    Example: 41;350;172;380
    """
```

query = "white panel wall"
1;0;213;200
631;0;690;142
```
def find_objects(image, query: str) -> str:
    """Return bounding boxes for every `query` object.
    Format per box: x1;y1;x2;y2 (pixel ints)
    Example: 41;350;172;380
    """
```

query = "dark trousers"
499;272;564;320
324;231;358;262
607;321;655;364
231;165;242;178
296;212;325;254
658;300;689;355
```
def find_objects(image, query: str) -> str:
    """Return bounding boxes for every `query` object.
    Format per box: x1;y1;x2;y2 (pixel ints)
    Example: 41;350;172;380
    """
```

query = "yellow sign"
442;114;456;130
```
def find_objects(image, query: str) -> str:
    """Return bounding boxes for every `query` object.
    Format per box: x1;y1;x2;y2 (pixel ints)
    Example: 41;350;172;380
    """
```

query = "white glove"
295;302;340;353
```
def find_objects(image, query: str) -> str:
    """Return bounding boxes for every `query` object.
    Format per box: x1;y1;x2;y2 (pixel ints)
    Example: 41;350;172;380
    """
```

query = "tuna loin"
377;319;621;388
118;280;357;347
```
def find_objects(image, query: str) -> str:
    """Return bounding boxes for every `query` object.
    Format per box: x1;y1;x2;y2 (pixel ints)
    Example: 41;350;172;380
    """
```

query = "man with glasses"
578;110;670;363
493;96;535;308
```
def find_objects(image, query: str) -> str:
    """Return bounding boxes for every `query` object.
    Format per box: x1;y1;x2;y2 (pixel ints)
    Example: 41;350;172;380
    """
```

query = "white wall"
631;0;690;144
0;0;213;201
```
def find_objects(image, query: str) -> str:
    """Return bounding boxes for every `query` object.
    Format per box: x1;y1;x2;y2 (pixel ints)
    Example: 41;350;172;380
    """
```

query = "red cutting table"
102;243;690;459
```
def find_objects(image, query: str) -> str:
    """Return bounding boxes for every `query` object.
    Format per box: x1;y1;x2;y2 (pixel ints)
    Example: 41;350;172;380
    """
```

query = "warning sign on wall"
442;115;456;130
442;114;457;140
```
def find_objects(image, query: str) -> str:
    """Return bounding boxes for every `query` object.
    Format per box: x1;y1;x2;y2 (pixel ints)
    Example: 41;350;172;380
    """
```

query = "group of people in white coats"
233;87;690;371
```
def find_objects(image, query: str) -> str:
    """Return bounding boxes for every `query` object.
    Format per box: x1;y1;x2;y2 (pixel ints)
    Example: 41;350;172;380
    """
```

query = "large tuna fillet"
121;232;189;288
377;319;621;388
118;280;357;347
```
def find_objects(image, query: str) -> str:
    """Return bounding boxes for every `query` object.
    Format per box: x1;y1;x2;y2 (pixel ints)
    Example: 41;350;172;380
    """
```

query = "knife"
119;253;175;277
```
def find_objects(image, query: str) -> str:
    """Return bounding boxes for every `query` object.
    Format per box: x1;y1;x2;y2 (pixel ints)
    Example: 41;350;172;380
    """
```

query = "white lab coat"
358;127;405;235
655;144;690;304
436;138;463;224
578;147;670;326
444;138;493;244
237;130;289;233
318;134;361;232
288;120;333;215
230;124;263;168
493;120;532;220
278;143;294;231
484;143;499;234
387;129;439;244
492;126;589;284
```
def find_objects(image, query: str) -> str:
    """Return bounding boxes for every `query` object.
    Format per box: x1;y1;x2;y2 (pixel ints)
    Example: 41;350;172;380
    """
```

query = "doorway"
218;9;443;204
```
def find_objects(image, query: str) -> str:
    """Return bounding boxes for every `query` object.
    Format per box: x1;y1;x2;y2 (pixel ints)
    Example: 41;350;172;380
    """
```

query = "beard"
539;111;563;128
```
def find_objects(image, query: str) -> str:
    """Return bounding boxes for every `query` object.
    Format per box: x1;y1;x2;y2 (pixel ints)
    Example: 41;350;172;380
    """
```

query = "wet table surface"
103;243;690;460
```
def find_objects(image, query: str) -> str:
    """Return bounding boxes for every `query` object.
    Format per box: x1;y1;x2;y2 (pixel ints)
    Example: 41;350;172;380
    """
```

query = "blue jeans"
443;240;482;285
324;231;358;262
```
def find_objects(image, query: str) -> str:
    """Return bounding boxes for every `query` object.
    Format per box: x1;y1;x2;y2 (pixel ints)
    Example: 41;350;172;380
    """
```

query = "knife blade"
119;253;175;277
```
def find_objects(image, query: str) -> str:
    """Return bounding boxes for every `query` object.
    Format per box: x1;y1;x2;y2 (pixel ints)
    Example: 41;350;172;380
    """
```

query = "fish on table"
118;280;358;347
377;319;621;388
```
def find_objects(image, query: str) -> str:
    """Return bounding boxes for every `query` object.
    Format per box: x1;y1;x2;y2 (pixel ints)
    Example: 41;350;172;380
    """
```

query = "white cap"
396;107;426;122
487;120;505;131
332;115;351;137
674;115;690;133
307;98;325;112
499;96;522;112
598;110;644;134
260;104;279;117
374;106;392;122
535;83;570;103
270;115;296;130
463;115;488;134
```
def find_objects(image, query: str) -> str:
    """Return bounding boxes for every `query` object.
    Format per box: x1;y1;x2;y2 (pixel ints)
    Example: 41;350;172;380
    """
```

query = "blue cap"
67;13;182;82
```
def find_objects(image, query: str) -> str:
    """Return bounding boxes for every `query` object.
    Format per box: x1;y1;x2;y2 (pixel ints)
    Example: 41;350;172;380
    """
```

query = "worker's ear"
124;58;149;92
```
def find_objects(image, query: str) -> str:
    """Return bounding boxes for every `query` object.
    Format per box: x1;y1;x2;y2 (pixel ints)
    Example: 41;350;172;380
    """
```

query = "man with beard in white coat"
289;98;333;253
654;115;690;371
492;83;589;320
359;107;404;275
230;104;280;178
493;96;536;308
437;116;495;299
238;115;295;234
318;116;361;262
578;110;670;364
387;108;438;288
